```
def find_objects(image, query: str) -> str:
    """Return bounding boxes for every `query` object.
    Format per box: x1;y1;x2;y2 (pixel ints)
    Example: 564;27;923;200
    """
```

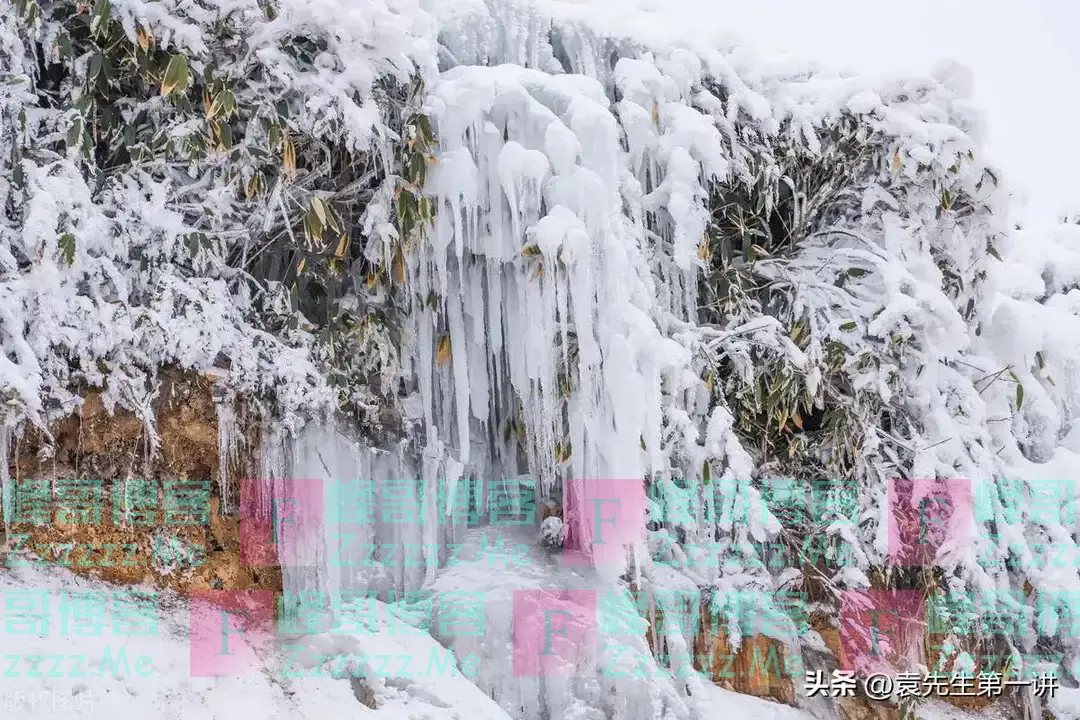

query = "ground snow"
0;560;819;720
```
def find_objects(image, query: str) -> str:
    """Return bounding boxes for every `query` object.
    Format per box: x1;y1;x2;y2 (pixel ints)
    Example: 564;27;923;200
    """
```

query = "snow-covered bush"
0;0;436;437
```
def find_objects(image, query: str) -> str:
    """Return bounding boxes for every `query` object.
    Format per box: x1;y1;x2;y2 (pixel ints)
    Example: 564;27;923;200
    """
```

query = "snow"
3;0;1080;718
0;560;832;720
0;561;511;719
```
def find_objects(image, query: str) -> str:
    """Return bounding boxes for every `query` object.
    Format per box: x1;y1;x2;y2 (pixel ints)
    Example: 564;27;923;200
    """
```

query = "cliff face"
2;370;280;595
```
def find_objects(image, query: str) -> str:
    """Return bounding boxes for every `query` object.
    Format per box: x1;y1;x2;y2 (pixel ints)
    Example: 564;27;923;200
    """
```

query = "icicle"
213;391;240;514
1;424;10;540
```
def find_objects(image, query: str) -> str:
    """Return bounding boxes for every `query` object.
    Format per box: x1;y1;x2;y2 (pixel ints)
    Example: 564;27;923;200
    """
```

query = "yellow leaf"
425;154;438;167
651;103;660;125
296;258;306;273
777;410;788;432
246;173;260;199
698;239;710;262
436;335;452;365
311;197;328;228
282;139;296;177
891;150;902;173
392;249;406;284
365;272;379;289
334;234;349;259
136;25;154;51
792;411;803;430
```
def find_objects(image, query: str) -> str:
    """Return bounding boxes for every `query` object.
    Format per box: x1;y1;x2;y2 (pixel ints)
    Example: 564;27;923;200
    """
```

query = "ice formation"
3;0;1080;717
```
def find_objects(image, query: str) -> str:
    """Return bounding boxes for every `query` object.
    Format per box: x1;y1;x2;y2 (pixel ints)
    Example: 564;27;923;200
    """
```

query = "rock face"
671;600;798;706
1;369;281;595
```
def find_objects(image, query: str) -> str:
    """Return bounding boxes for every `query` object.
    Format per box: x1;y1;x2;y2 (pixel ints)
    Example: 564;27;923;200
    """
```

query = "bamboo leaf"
135;24;154;51
282;138;296;176
209;89;237;119
66;117;84;149
334;234;349;259
310;197;328;230
90;0;111;35
160;54;189;96
392;248;406;285
58;233;76;266
436;335;452;365
88;53;104;81
1015;383;1024;411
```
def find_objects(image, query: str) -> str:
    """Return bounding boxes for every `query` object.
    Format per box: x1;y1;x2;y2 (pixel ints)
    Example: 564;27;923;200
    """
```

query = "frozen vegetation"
2;0;1080;718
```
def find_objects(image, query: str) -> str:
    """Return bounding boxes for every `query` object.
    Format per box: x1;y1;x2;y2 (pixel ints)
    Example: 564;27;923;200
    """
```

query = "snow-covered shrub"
0;0;436;437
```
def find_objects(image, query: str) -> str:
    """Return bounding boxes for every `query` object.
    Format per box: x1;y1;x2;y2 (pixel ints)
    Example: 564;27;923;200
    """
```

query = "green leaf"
846;267;868;278
88;53;104;82
216;122;232;150
209;89;237;119
91;0;112;35
311;197;329;228
839;321;857;332
66;117;83;149
58;233;76;266
987;245;1002;262
160;54;190;96
1015;383;1024;411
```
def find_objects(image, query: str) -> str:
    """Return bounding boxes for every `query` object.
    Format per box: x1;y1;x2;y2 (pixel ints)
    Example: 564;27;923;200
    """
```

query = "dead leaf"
136;25;154;51
392;249;406;284
334;234;349;259
436;335;452;365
